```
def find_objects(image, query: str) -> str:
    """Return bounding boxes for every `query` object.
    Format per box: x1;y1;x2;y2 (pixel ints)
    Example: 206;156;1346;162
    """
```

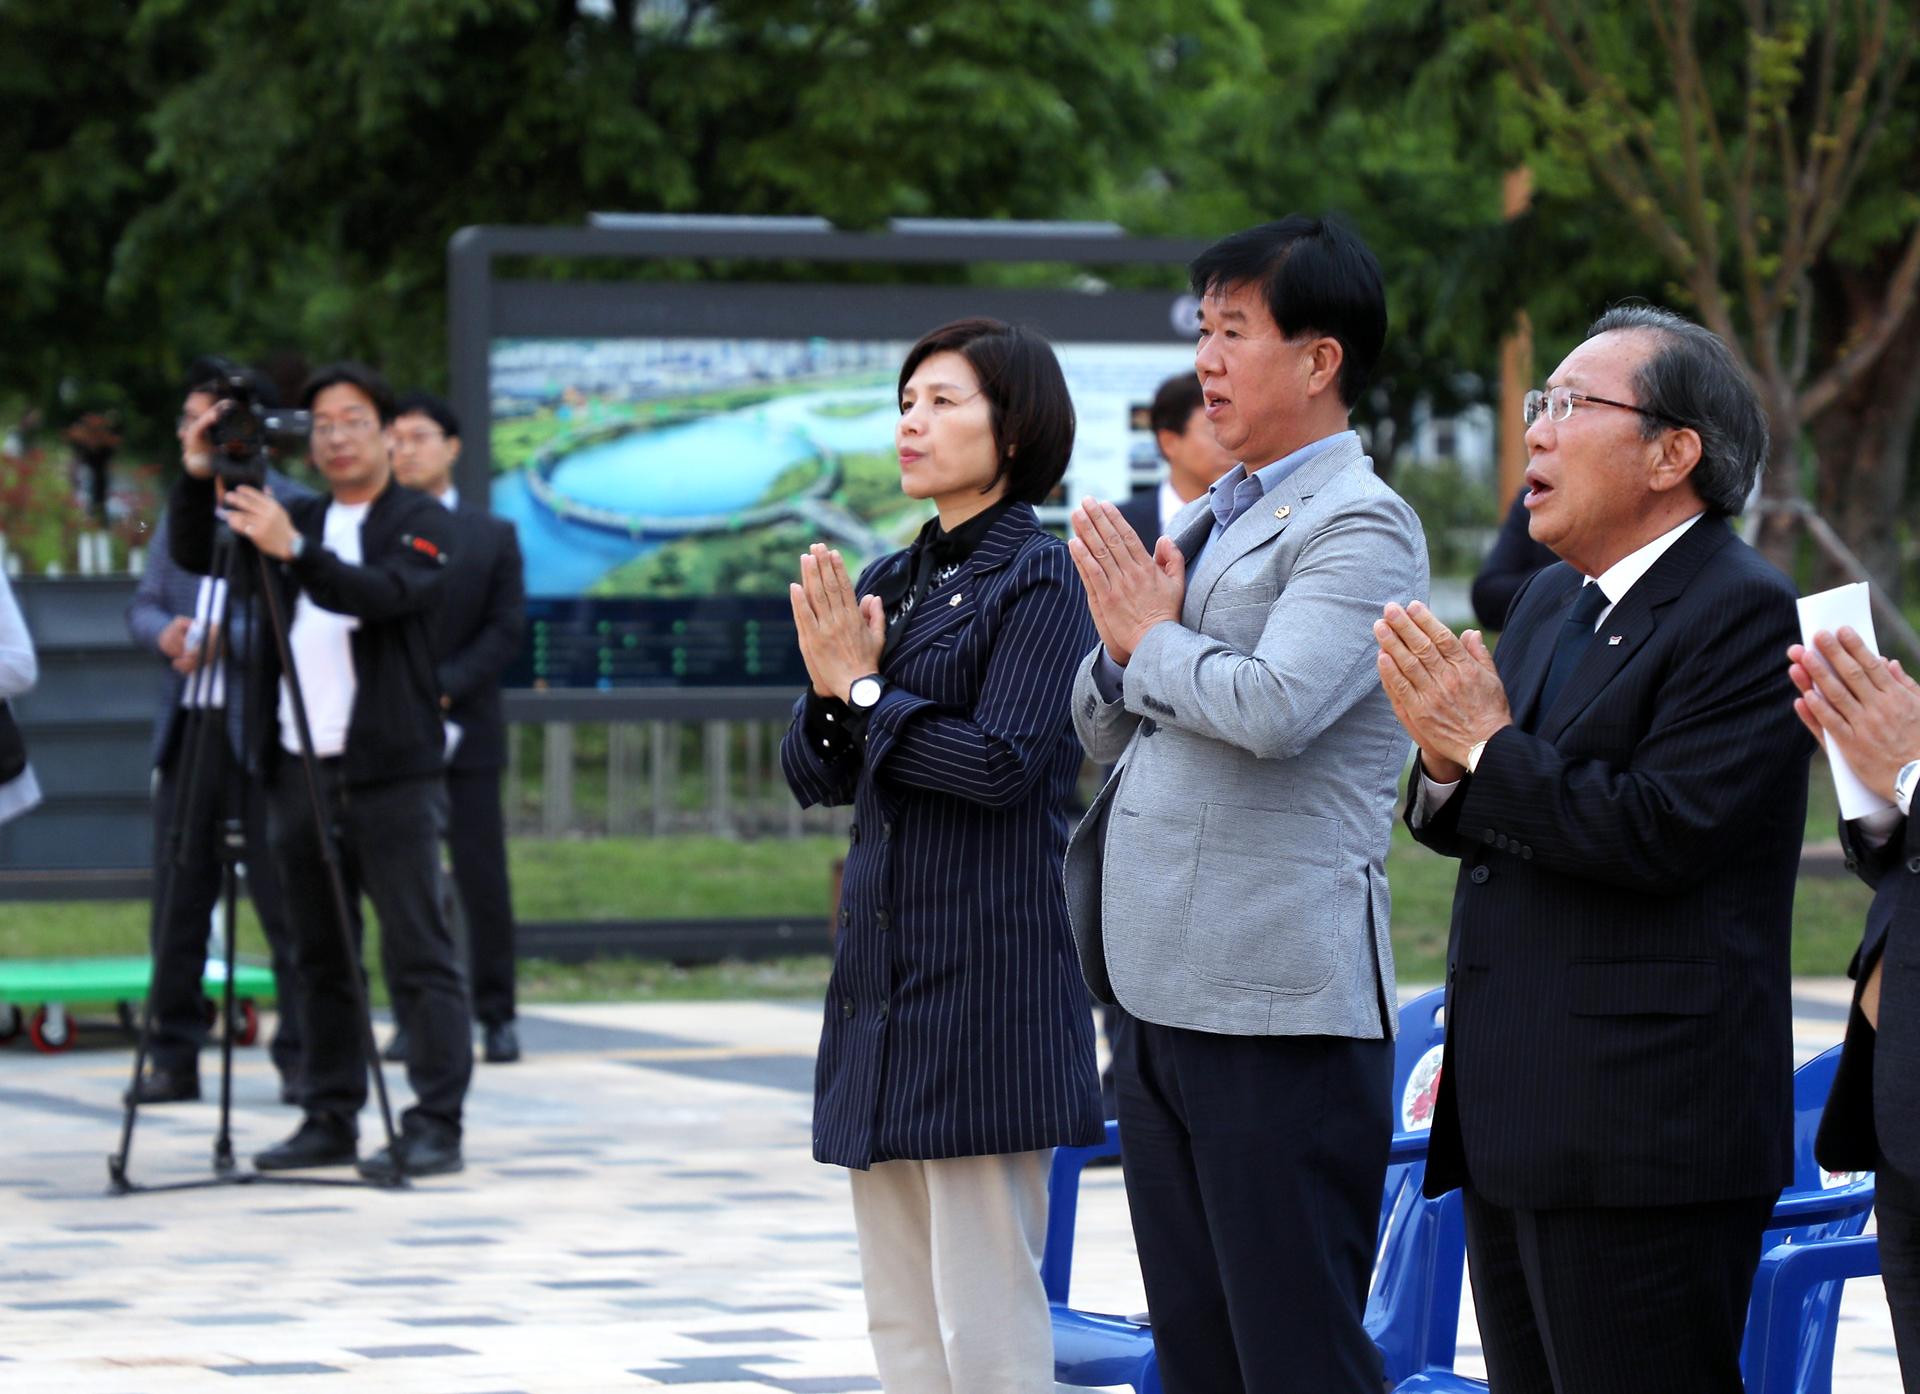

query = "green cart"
0;956;277;1054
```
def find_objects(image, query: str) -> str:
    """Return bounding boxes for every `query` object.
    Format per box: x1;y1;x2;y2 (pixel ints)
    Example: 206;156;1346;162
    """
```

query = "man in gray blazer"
1065;215;1428;1393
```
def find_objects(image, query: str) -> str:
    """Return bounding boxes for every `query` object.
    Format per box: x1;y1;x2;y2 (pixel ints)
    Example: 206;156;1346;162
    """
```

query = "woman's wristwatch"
848;674;886;711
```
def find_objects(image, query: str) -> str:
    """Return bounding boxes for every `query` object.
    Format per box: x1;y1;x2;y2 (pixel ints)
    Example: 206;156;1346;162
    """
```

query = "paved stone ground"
0;984;1900;1391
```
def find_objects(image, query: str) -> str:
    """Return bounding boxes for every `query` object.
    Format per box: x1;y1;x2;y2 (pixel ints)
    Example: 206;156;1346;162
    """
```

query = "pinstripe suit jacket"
780;503;1104;1169
1410;516;1812;1208
1815;811;1920;1175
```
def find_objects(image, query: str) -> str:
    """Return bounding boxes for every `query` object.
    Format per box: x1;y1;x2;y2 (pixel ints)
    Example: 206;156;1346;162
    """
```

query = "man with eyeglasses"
171;361;473;1180
385;391;526;1067
124;357;312;1108
1373;305;1810;1394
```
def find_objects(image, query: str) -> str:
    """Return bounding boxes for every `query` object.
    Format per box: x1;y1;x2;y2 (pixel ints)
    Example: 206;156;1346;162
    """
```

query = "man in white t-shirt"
171;361;469;1181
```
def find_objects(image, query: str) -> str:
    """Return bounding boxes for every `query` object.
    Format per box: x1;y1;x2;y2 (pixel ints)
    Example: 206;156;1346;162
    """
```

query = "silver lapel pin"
1607;635;1623;645
1273;504;1291;520
949;593;964;607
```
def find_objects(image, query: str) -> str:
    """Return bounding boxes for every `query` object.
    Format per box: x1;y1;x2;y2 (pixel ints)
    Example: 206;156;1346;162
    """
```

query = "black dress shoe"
125;1067;200;1105
382;1027;409;1063
482;1020;520;1064
253;1114;357;1171
356;1128;463;1181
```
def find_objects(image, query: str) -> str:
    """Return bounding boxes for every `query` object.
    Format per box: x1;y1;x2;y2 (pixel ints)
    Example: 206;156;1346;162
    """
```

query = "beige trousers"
847;1150;1054;1394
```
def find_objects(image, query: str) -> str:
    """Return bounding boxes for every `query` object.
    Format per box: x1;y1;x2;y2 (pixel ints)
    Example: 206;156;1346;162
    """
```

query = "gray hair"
1585;304;1768;516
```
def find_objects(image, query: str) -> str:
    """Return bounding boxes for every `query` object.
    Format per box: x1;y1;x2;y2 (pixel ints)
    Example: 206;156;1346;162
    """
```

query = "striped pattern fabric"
125;470;316;768
1816;810;1920;1175
781;503;1104;1170
1411;516;1812;1209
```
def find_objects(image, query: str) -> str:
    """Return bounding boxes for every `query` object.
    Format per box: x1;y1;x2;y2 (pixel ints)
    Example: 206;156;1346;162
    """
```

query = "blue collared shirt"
1094;430;1357;699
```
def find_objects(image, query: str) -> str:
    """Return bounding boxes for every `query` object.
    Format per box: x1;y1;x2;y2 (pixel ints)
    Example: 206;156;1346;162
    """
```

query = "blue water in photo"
496;388;898;596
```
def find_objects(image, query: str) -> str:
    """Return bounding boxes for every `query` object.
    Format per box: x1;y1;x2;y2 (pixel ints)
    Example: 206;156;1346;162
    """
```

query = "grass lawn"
0;781;1876;1006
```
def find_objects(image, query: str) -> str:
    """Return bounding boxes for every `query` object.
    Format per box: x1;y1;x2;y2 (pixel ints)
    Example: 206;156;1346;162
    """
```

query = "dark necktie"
1533;582;1609;722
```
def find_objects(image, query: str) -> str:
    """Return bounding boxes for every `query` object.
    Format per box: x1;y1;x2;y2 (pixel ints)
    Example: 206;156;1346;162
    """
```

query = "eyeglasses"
311;413;379;442
1523;386;1688;431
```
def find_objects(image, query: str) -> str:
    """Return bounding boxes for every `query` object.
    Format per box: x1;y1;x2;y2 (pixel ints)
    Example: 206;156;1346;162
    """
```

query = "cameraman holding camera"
126;357;312;1107
171;362;472;1179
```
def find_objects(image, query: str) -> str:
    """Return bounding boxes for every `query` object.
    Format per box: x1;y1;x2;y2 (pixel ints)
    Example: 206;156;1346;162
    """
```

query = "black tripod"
109;509;409;1193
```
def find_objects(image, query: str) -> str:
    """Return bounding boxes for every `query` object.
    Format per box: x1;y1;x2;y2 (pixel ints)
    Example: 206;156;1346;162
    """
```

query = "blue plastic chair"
1746;1234;1883;1394
1389;1043;1878;1394
1046;989;1456;1392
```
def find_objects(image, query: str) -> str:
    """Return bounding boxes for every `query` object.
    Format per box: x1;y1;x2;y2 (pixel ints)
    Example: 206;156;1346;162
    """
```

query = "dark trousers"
446;764;517;1027
1880;1153;1920;1391
1098;1001;1127;1119
1462;1188;1774;1394
1115;1017;1392;1394
267;764;471;1137
147;729;301;1086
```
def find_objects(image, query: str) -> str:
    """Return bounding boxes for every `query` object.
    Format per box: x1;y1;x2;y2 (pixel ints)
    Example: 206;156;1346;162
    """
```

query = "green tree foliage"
4;0;1227;448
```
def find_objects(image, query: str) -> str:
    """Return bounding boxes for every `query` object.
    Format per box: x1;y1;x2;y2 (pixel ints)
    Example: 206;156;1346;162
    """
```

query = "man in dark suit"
1375;304;1811;1394
387;391;526;1065
124;358;314;1105
1789;624;1920;1387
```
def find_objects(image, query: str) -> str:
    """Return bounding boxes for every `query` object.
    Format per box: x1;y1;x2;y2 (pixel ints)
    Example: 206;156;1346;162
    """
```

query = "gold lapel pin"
949;593;964;607
1273;504;1291;520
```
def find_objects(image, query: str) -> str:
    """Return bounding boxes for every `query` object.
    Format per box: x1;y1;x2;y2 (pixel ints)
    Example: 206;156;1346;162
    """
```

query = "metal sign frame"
446;221;1206;721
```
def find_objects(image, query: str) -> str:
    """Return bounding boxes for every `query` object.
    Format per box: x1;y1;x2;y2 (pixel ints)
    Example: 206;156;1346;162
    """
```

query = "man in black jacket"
172;362;472;1179
1790;624;1920;1387
1375;306;1810;1394
388;391;526;1065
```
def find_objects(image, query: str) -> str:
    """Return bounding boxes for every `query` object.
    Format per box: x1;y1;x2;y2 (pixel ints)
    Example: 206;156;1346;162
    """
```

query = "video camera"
207;373;310;486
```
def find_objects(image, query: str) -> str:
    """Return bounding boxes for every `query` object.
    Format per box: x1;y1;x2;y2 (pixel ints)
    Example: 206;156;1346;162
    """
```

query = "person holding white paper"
1789;624;1920;1390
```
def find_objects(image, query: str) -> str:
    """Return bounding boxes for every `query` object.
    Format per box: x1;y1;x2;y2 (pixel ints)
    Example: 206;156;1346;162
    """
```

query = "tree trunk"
1807;287;1920;603
1752;384;1804;577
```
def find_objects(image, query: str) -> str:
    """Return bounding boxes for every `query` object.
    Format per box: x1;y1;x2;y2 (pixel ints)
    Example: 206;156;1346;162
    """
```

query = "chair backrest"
1736;1044;1877;1394
1364;988;1464;1384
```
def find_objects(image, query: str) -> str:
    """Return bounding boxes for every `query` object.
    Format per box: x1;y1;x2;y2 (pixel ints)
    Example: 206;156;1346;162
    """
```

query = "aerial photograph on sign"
488;335;1194;687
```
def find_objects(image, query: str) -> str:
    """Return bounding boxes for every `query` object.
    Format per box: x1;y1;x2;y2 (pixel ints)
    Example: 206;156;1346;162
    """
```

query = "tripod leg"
211;810;243;1175
110;531;240;1191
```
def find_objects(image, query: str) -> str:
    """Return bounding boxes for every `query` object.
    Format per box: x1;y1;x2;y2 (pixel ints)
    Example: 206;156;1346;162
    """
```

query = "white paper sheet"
1796;582;1895;820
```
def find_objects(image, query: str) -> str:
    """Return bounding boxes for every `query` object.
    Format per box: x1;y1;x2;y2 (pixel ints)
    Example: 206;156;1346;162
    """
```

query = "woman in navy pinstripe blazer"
781;319;1103;1393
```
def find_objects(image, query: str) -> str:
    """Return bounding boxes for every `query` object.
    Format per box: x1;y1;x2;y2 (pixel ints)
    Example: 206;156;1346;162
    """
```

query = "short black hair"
394;391;460;440
1187;214;1387;407
184;355;279;408
1148;375;1205;438
1585;304;1769;517
299;361;396;424
897;318;1075;505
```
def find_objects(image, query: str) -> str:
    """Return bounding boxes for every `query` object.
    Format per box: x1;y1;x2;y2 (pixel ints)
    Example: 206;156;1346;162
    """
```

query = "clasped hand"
790;543;883;702
1373;601;1511;782
1788;627;1920;799
1067;499;1184;666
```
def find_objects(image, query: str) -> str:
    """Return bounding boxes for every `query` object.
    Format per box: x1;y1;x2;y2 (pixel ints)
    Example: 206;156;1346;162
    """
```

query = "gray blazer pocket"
1182;802;1339;994
1201;596;1275;650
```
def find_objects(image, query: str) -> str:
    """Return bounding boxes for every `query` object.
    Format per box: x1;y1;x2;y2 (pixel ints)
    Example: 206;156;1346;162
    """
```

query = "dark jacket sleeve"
291;491;451;622
438;519;525;703
861;543;1095;810
127;512;179;653
1839;810;1912;890
167;475;220;576
1471;488;1557;631
1452;572;1813;894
